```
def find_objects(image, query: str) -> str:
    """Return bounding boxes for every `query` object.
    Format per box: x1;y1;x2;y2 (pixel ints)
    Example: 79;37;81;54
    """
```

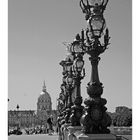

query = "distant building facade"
8;81;58;128
8;110;37;127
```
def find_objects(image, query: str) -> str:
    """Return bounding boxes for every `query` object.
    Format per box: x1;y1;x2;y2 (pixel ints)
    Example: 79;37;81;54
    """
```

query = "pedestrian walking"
47;116;54;135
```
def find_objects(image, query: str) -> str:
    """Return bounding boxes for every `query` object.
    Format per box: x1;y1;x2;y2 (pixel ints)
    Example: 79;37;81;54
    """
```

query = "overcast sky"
8;0;132;112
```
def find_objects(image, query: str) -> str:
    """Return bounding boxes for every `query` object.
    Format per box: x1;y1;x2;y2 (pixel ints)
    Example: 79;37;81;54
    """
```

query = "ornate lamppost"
59;60;68;111
57;85;66;113
65;69;74;124
65;59;74;109
16;104;21;129
58;55;75;140
58;60;68;136
60;60;73;109
67;34;85;126
78;0;111;134
59;55;74;124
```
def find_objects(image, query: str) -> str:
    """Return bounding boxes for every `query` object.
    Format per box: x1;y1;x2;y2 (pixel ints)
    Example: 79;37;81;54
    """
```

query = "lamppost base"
70;96;84;126
70;104;84;126
81;97;111;134
65;107;72;123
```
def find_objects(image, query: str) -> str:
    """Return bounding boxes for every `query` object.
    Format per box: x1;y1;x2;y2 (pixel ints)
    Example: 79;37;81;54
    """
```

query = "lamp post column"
65;70;74;124
67;86;73;108
79;0;111;134
89;56;100;84
81;48;111;134
60;60;72;111
70;54;85;126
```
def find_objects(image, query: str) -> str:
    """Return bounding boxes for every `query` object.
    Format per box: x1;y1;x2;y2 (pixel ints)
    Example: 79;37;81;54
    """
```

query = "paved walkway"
8;134;59;140
8;133;132;140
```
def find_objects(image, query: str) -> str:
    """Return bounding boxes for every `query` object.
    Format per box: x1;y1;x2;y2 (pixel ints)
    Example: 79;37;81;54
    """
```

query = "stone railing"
59;125;129;140
58;124;82;140
112;127;132;135
59;123;71;140
67;126;83;140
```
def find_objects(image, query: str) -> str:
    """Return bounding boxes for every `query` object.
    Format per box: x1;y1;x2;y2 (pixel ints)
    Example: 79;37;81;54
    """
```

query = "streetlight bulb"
67;77;73;85
89;0;102;6
73;43;83;53
88;16;105;37
91;17;105;29
66;65;71;72
75;60;84;72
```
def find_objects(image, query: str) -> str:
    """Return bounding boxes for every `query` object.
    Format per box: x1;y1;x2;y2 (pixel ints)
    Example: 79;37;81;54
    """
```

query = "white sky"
8;0;132;112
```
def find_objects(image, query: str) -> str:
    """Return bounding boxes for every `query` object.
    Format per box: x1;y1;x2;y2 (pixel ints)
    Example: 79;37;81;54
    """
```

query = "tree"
108;106;132;127
112;106;132;127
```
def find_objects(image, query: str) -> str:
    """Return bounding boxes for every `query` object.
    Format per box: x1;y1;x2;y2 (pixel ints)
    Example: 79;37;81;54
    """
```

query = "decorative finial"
42;80;46;92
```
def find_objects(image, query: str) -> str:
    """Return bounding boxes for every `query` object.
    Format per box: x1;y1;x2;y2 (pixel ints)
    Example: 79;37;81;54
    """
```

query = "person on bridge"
47;115;54;135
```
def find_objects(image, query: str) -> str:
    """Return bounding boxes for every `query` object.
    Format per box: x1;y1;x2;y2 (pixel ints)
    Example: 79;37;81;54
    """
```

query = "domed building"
8;81;58;128
37;81;52;124
37;81;52;112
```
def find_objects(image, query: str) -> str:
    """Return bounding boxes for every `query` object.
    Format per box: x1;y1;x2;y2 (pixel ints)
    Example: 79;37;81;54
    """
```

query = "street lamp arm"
81;27;110;55
103;0;109;10
79;0;87;13
104;28;111;46
80;0;91;20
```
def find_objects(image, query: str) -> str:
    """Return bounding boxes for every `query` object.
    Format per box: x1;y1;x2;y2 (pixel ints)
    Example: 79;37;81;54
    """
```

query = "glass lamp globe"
67;76;73;85
89;16;105;37
71;34;84;54
66;53;74;62
88;0;108;6
66;64;72;72
73;43;83;53
74;59;84;72
89;0;102;6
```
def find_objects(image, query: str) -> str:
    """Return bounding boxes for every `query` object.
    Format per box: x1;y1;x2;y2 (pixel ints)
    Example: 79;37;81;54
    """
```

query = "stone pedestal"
62;123;71;140
77;134;117;140
67;126;83;140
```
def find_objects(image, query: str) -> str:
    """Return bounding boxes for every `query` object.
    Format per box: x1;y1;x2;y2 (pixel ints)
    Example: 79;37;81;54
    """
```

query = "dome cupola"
37;81;52;112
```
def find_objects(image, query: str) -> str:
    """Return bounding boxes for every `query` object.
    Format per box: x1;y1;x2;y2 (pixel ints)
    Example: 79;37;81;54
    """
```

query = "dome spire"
42;80;46;92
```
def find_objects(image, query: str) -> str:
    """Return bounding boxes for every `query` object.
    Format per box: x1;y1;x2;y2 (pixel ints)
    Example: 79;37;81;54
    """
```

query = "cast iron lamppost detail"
58;84;66;113
59;53;75;124
59;60;69;111
65;58;74;110
79;0;111;134
58;60;70;126
58;57;75;139
65;68;74;123
69;34;85;126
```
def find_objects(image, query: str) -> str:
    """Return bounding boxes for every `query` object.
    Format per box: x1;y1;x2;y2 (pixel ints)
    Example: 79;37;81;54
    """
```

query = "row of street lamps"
57;0;111;134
